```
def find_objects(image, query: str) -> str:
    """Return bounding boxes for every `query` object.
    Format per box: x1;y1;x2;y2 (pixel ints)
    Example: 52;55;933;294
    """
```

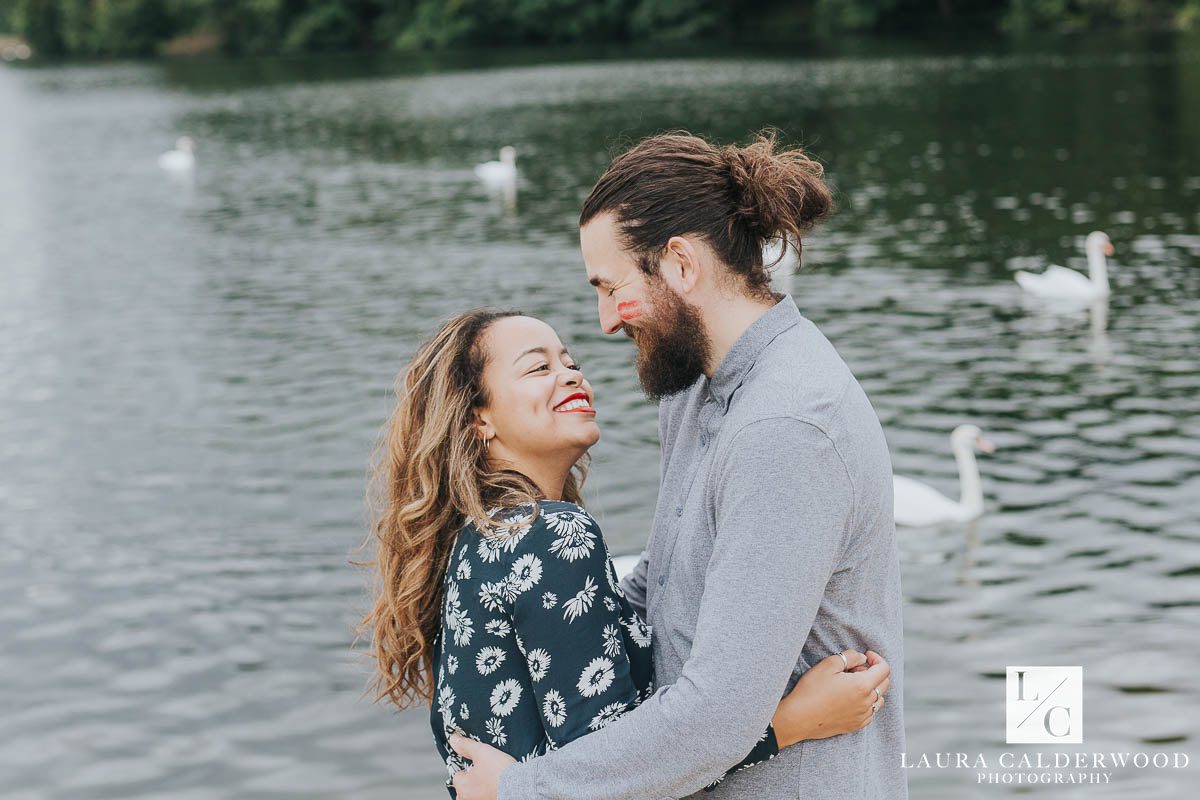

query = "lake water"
1;34;1198;799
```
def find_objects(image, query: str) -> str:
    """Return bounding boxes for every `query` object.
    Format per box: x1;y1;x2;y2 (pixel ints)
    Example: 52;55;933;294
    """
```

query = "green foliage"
627;0;723;40
13;0;67;55
8;0;1200;57
811;0;895;34
1180;0;1200;28
1003;0;1184;32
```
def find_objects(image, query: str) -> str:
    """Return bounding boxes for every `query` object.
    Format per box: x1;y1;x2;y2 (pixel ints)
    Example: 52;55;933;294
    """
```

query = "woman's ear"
473;409;496;445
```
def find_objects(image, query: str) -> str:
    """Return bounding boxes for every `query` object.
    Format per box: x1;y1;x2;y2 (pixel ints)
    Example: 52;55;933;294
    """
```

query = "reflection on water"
1;36;1198;798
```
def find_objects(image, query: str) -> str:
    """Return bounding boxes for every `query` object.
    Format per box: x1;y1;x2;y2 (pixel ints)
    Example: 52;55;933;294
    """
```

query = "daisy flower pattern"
623;615;653;649
525;648;550;682
485;716;507;747
561;575;597;623
427;501;778;795
478;578;511;613
587;700;629;731
509;553;543;593
443;581;474;648
475;646;505;676
490;678;522;717
484;619;512;638
542;689;567;728
546;510;597;562
601;624;623;658
577;657;615;698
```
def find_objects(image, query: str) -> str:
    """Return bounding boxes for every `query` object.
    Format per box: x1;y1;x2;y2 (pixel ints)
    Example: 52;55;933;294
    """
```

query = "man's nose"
598;297;622;335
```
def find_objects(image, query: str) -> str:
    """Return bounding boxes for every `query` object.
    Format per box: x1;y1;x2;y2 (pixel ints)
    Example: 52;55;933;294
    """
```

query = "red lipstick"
617;300;643;321
553;391;595;413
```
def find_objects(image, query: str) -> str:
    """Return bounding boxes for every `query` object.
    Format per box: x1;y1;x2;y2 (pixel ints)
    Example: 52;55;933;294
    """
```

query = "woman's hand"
448;733;516;800
771;649;891;747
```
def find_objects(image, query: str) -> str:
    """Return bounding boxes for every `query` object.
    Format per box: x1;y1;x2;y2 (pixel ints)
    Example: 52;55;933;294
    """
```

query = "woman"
359;308;891;797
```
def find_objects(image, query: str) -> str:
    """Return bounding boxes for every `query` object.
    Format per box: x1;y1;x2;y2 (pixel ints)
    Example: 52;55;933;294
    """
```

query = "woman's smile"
553;391;596;414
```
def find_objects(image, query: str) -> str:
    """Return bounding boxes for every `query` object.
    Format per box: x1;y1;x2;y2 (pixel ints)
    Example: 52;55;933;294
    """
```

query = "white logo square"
1006;666;1083;743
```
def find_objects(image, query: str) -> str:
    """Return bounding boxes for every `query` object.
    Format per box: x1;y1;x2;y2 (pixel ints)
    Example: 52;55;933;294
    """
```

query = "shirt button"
700;435;707;448
658;575;666;586
675;506;683;517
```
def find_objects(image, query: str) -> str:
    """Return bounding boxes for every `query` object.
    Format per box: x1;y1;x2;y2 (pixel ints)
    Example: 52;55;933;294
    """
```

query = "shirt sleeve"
703;725;779;791
509;508;643;749
498;418;853;800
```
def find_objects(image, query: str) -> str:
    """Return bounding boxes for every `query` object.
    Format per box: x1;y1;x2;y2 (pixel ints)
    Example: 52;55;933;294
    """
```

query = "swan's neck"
953;442;984;514
1086;244;1110;292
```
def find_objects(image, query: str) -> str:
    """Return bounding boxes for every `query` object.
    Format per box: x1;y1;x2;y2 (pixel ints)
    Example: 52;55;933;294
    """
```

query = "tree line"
5;0;1199;58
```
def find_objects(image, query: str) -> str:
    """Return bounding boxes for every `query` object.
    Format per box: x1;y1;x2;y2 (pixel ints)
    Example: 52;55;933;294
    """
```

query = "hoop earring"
484;437;490;451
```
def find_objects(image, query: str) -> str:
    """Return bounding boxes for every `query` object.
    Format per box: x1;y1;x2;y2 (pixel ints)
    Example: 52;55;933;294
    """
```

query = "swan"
893;424;995;527
158;136;195;172
474;146;517;190
1015;231;1114;303
764;236;801;295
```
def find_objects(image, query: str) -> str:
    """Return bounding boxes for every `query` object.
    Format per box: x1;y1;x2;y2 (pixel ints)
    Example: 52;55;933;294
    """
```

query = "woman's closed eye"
527;359;581;374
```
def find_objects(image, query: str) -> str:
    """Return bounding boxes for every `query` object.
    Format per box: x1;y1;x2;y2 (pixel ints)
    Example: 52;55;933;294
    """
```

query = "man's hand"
448;733;517;800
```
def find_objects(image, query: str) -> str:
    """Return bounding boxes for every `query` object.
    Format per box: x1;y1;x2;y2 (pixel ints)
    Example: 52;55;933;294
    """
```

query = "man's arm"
497;417;854;800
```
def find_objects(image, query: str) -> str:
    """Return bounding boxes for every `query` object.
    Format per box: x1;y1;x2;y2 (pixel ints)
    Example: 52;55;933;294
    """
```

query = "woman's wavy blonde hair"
354;308;589;710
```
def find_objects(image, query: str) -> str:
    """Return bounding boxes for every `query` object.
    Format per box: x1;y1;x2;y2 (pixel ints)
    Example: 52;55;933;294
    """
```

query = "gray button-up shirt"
500;295;907;799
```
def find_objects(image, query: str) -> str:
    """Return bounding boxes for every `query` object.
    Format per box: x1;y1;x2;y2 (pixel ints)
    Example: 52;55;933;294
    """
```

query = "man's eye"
568;363;581;371
528;363;550;373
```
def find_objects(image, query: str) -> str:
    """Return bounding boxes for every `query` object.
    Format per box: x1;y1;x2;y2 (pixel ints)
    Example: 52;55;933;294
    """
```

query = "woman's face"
476;316;599;462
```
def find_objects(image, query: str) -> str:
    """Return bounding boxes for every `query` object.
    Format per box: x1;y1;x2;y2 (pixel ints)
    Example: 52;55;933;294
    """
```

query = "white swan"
763;236;801;295
158;136;195;172
1015;230;1114;304
474;146;517;190
893;424;995;527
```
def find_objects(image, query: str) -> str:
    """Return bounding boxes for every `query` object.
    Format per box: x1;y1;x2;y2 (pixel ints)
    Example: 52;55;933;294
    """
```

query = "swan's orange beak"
976;436;996;454
1103;242;1114;256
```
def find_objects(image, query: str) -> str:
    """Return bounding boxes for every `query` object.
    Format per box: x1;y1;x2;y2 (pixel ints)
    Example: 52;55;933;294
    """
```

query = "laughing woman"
358;309;890;797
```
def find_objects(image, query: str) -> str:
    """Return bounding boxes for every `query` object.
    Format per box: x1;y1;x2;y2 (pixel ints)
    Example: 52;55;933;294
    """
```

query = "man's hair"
580;130;834;297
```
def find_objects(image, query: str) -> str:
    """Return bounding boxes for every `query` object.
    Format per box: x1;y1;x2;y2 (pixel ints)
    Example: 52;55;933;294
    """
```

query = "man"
449;131;907;799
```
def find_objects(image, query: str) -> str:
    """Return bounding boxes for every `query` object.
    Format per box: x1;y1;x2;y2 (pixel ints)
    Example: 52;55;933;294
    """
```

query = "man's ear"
662;235;702;295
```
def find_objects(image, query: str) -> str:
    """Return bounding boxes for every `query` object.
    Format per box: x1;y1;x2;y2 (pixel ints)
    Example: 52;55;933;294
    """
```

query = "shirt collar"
706;294;800;411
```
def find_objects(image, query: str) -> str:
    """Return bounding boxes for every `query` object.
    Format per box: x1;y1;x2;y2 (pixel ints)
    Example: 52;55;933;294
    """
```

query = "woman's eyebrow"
512;346;570;365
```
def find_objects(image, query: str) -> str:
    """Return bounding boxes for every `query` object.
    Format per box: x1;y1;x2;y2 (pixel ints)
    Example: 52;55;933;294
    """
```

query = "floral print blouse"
429;500;778;797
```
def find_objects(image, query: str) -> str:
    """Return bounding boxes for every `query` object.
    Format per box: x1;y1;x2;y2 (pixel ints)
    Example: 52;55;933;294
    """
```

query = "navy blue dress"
429;500;777;796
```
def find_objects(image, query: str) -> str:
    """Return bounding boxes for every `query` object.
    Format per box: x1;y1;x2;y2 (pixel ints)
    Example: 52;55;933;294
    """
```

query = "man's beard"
627;281;712;401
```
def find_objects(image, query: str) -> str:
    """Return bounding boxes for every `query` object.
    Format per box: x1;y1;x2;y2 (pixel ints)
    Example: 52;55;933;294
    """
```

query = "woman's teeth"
556;399;592;411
